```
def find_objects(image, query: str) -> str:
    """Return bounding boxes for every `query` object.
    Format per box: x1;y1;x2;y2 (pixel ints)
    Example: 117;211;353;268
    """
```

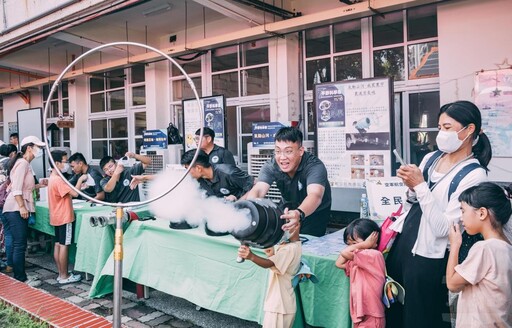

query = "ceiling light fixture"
142;3;172;17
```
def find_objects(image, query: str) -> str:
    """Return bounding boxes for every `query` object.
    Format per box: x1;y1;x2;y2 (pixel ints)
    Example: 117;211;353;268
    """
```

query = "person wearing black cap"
195;127;236;165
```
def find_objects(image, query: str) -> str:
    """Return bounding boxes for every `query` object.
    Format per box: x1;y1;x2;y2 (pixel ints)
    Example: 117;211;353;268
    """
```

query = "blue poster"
315;84;346;128
203;96;224;140
252;122;285;147
142;129;168;149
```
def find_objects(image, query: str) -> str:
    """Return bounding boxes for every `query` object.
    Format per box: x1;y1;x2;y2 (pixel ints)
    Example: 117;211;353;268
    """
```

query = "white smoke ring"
43;41;203;208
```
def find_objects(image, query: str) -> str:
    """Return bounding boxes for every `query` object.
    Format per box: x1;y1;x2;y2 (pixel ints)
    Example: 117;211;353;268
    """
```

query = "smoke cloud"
148;169;252;233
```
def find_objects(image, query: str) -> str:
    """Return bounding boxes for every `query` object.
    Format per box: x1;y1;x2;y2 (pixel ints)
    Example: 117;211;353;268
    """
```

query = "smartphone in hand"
393;149;408;166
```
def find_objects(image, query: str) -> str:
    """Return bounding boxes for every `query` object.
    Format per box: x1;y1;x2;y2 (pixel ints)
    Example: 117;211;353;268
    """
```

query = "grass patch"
0;302;49;328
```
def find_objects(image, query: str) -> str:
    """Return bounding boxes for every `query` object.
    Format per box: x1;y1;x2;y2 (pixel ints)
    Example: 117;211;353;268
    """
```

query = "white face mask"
32;146;43;158
60;163;70;173
436;126;470;154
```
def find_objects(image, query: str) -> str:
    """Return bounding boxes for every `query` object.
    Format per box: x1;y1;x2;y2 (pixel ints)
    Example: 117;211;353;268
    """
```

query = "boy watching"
237;225;302;328
48;150;81;284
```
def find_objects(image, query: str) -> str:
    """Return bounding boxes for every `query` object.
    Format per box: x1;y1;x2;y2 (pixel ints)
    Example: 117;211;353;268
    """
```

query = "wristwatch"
296;208;306;223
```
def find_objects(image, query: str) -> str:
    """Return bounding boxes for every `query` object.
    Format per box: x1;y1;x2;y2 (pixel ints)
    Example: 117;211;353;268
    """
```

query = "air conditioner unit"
139;145;183;200
247;140;315;203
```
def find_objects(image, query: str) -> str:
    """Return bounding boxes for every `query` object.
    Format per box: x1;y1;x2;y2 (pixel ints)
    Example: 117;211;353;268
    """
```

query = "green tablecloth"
92;220;351;328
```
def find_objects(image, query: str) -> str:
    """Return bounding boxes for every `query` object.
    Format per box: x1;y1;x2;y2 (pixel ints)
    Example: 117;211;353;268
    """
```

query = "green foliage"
0;302;49;328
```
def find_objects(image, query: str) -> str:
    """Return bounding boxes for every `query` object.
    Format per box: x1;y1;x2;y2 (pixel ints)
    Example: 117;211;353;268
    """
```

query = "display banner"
142;129;168;149
365;178;407;222
314;77;394;188
252;122;285;147
183;95;226;151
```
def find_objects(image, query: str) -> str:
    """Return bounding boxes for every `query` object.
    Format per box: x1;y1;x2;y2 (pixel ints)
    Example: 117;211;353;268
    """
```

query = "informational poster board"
365;178;407;222
314;77;394;188
142;129;168;149
182;95;226;151
474;68;512;157
252;122;285;147
17;107;46;178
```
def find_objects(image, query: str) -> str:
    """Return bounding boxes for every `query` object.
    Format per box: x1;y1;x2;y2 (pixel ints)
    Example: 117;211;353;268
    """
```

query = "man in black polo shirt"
68;152;105;200
246;127;331;237
195;127;236;165
181;149;253;201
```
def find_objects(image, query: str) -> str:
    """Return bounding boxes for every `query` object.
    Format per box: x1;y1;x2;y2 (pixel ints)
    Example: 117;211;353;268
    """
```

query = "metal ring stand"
43;42;203;328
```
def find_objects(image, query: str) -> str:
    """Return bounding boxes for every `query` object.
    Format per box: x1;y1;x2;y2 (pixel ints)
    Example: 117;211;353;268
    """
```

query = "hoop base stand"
113;207;124;328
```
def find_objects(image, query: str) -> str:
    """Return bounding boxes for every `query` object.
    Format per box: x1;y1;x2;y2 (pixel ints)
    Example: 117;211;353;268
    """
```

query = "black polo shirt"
100;162;144;203
258;152;331;237
198;164;254;199
68;166;104;199
208;145;236;165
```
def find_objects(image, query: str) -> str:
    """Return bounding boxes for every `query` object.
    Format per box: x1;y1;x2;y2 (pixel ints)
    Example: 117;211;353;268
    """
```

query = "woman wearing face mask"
2;136;46;287
385;101;492;328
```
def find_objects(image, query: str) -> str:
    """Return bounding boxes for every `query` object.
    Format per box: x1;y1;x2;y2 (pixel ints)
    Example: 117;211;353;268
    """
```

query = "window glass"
240;40;268;66
305;26;330;57
172;59;201;76
91;93;105;113
92;140;108;160
408;42;439;80
110;140;128;159
91;120;107;138
241;135;252;164
373;11;403;47
134;112;147;135
212;45;238;72
408;91;440;129
111;118;128;138
335;53;362;81
107;69;125;89
244;67;269;96
132;86;146;106
241;106;270;133
212;72;239;98
172;77;202;101
334;20;361;53
43;84;58;101
373;47;405;81
306;58;331;90
407;5;437;41
90;76;104;92
61;81;68;98
50;102;59;118
306;102;316;139
131;64;145;83
62;99;69;116
108;90;125;111
410;131;437;165
135;138;144;154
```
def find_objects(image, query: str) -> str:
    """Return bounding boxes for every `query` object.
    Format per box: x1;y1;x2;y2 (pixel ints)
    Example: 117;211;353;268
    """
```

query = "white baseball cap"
20;136;46;147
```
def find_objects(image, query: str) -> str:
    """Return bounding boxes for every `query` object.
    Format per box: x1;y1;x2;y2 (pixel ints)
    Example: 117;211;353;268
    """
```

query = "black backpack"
167;123;183;145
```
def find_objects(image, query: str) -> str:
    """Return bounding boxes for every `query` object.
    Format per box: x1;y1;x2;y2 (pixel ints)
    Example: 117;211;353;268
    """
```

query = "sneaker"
25;277;42;288
58;273;82;284
4;266;13;273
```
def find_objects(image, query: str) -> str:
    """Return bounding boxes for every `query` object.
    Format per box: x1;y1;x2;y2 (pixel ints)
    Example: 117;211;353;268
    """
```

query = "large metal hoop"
43;41;204;208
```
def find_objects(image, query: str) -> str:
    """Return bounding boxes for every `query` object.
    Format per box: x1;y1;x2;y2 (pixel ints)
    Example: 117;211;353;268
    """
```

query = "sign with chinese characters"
182;95;226;151
252;122;285;147
142;129;168;149
314;77;394;188
365;178;407;221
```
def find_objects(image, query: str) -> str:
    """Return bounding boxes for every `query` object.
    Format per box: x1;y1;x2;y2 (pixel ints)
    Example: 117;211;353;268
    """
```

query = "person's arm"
129;174;153;190
94;191;105;201
74;174;88;191
281;183;325;231
246;181;271;199
446;223;470;292
227;167;254;200
102;164;124;193
126;152;151;169
10;161;29;218
335;232;378;269
238;245;274;268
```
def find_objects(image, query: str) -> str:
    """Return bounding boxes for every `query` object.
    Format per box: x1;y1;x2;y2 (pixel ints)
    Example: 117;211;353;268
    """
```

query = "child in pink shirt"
336;218;386;328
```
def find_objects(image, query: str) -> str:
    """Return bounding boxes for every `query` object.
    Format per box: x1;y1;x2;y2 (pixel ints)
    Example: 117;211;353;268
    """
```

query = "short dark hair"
459;182;512;229
100;156;115;171
275;127;303;146
9;133;18;139
180;149;211;168
195;127;215;140
50;150;67;169
69;152;87;165
0;144;17;157
343;218;381;245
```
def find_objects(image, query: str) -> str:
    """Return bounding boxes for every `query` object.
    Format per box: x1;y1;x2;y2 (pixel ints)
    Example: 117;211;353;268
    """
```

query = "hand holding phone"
393;149;408;166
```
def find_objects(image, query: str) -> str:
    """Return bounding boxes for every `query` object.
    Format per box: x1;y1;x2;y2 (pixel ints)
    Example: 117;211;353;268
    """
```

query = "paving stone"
65;287;84;295
34;269;54;278
82;302;101;311
138;311;164;323
98;299;114;308
169;319;194;328
145;314;172;326
78;291;90;298
121;302;137;310
52;290;74;298
65;295;85;304
125;321;151;328
44;278;59;285
60;283;77;290
75;283;91;291
123;305;156;319
91;306;113;317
